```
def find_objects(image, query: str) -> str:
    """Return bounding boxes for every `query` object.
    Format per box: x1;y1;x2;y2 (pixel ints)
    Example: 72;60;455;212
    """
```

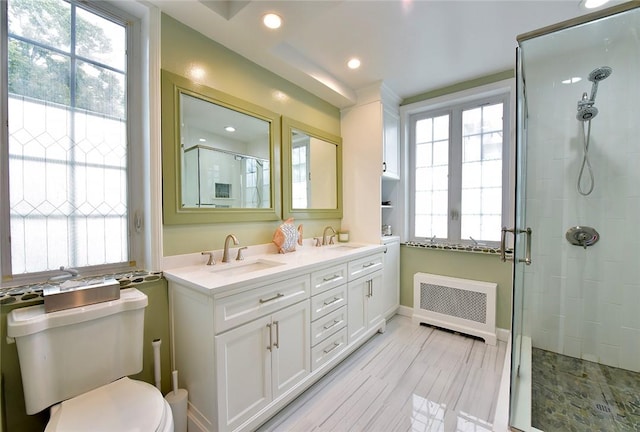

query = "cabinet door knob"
266;323;273;351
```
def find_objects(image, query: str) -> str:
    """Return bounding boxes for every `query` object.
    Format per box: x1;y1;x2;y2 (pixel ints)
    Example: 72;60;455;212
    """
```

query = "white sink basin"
210;259;284;277
330;244;364;252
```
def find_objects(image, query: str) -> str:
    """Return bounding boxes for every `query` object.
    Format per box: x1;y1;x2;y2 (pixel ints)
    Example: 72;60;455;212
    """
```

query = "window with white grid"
2;0;139;277
409;90;510;246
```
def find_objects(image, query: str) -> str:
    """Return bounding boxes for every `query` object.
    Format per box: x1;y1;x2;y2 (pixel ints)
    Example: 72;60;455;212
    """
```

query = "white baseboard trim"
497;327;510;342
397;305;413;317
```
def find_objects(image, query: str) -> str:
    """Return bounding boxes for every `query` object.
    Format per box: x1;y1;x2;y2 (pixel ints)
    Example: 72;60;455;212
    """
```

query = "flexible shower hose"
577;120;594;196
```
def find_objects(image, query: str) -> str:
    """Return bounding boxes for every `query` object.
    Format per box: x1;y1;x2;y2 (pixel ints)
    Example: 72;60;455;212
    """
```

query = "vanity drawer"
214;275;310;333
311;327;347;371
310;264;348;296
348;253;384;281
310;284;347;321
311;305;346;347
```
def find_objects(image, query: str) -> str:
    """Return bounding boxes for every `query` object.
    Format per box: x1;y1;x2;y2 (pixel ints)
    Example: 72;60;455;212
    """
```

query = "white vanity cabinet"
347;253;385;344
166;244;388;432
215;299;310;432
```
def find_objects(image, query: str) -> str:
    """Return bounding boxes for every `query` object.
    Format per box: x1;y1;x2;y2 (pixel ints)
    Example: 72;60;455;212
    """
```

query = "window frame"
0;0;144;283
407;81;513;247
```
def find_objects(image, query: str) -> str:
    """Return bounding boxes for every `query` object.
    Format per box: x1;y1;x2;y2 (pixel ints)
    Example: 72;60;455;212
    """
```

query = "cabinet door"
367;272;385;330
383;106;399;179
382;240;400;317
215;316;272;432
271;300;311;399
347;278;367;343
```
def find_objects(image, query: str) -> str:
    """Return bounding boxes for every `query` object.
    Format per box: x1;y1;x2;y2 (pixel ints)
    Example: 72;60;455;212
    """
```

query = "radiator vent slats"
420;283;487;323
413;273;497;345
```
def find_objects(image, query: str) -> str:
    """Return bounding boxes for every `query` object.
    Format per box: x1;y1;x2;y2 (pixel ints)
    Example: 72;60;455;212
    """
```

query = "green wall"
160;14;343;256
0;280;171;432
400;246;513;330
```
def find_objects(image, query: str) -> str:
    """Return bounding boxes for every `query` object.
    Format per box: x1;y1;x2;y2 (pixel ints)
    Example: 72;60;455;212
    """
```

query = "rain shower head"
588;66;613;82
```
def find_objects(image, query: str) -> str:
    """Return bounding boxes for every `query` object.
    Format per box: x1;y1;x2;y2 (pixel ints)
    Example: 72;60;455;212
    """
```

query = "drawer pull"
323;319;343;330
259;293;284;304
323;341;342;354
323;297;342;307
363;262;376;268
322;274;342;283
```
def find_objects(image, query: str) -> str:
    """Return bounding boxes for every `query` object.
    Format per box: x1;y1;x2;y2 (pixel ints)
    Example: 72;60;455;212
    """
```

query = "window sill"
0;270;163;308
403;241;513;258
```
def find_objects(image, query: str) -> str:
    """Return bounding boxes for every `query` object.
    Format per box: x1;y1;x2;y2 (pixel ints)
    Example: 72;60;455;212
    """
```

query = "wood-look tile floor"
257;315;506;432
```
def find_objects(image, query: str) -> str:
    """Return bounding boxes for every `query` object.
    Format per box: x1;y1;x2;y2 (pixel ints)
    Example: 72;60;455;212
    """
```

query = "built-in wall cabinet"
341;83;402;243
382;235;400;317
381;98;401;240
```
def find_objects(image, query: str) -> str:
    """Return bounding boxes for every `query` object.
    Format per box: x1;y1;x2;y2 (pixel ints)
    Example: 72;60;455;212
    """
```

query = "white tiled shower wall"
521;10;640;372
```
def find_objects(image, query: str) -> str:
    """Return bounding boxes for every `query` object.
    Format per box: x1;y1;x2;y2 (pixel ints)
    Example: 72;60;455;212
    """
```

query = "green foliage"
7;0;125;118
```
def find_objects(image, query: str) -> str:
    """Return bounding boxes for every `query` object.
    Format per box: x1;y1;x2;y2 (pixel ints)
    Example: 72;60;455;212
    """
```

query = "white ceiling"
149;0;616;108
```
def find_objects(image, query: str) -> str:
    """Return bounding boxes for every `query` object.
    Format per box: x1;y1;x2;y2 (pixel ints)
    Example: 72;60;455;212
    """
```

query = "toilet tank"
7;288;148;415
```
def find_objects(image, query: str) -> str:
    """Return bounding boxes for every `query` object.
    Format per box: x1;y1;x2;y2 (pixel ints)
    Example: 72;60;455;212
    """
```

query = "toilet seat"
45;377;173;432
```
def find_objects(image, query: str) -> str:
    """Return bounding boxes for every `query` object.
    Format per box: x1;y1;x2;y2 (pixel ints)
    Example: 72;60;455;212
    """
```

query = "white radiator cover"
413;273;497;345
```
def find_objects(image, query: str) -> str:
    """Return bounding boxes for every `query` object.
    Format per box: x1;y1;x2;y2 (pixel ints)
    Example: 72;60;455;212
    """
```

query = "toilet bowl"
45;377;173;432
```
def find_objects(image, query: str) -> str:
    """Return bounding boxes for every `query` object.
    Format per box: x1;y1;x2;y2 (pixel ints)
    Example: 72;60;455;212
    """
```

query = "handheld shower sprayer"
575;66;612;196
576;66;612;121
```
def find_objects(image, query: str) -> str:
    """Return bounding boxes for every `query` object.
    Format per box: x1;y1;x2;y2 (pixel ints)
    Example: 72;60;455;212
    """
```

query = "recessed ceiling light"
580;0;610;9
347;58;361;70
263;13;282;29
225;126;236;133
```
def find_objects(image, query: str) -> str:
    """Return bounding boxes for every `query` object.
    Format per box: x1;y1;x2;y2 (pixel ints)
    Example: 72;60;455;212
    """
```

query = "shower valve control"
566;226;599;249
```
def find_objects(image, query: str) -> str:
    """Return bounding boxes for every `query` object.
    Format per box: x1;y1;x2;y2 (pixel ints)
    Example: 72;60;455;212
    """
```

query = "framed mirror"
282;117;342;219
162;70;281;224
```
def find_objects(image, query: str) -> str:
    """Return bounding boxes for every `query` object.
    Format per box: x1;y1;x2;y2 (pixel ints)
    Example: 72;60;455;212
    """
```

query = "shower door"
511;4;640;431
507;45;531;430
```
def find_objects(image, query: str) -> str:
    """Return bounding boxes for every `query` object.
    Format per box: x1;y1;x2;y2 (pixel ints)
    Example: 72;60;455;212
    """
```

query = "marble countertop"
163;241;385;295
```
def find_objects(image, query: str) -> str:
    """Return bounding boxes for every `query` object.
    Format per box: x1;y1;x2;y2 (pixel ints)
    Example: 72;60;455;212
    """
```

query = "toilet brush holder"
165;370;188;432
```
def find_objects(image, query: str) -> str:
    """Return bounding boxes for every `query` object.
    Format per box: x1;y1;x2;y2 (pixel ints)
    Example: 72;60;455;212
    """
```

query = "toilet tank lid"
7;288;147;338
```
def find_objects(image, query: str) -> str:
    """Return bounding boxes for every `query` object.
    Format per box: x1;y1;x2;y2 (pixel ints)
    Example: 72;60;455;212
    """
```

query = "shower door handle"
501;227;532;265
519;228;532;265
500;227;515;262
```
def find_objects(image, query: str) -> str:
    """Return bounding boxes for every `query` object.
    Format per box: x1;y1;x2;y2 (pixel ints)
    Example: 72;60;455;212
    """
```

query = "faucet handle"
314;237;322;247
201;251;215;265
236;246;248;261
329;235;336;245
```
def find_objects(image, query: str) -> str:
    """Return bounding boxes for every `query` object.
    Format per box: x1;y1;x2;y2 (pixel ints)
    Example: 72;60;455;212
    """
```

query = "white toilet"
7;288;174;432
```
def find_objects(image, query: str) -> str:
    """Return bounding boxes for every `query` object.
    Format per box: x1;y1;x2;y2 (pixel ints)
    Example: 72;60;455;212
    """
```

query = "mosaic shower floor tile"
532;348;640;432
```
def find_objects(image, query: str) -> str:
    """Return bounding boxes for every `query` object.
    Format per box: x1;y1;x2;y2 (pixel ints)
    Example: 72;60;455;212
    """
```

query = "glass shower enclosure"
510;3;640;431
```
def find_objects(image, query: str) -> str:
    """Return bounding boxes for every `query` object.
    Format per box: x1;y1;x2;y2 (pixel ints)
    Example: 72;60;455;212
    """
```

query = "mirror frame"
161;70;281;224
282;116;343;220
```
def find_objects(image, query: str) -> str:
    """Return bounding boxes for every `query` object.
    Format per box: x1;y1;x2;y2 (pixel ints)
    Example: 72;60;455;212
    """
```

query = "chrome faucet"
222;234;239;263
322;226;336;246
